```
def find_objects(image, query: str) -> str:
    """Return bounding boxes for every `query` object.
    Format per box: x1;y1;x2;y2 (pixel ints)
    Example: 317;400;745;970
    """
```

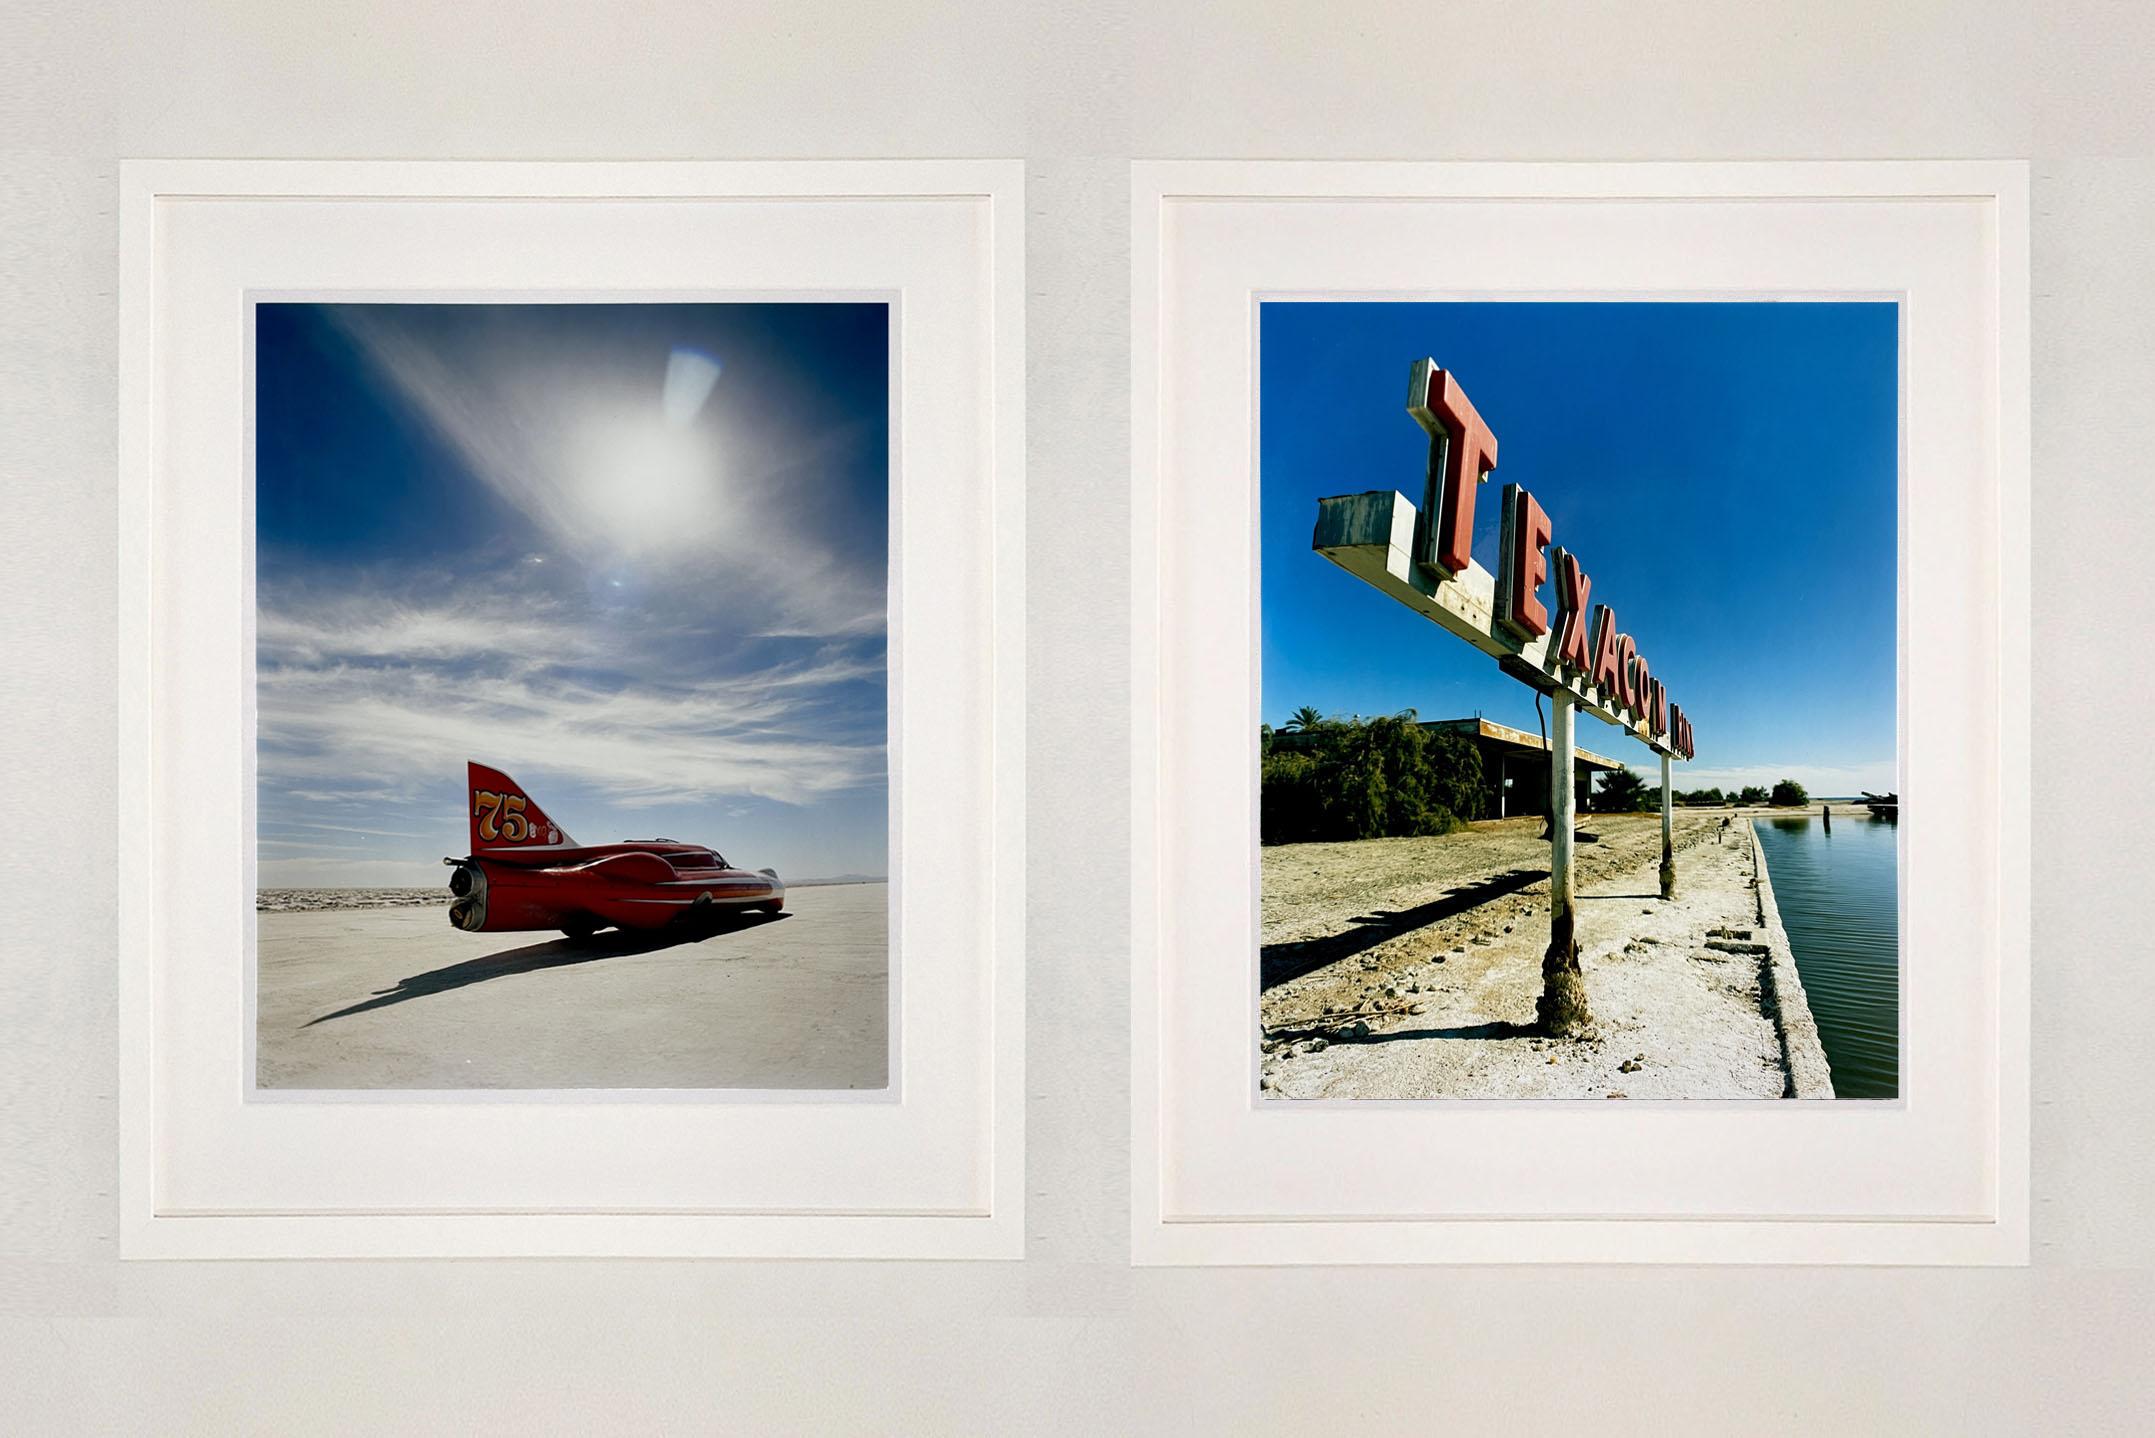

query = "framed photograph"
120;160;1024;1258
1132;161;2028;1264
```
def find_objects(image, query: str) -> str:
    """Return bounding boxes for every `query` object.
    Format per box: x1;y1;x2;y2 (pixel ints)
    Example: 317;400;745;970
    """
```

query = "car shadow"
1260;867;1545;991
303;911;790;1026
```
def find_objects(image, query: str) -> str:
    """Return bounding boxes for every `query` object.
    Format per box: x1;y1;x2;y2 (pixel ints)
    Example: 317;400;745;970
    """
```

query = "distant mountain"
790;874;887;887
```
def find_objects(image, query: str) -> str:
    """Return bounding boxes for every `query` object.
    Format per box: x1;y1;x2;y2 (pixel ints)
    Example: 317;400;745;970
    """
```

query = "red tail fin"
467;762;576;853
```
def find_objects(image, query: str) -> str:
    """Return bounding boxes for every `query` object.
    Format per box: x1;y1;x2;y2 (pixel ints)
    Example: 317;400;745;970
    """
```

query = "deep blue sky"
256;301;890;886
1260;301;1898;795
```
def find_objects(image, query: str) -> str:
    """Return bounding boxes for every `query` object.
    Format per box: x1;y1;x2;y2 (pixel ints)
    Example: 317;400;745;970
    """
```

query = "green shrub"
1259;711;1481;843
1259;749;1321;842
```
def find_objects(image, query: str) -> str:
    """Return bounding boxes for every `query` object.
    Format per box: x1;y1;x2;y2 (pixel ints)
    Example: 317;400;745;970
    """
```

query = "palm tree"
1282;705;1325;733
1593;766;1654;813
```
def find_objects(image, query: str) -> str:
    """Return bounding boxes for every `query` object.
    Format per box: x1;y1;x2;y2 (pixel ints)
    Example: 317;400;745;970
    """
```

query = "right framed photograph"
1133;161;2029;1264
1258;300;1891;1104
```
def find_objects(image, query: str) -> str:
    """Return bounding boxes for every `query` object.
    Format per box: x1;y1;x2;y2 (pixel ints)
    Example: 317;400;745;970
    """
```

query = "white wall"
5;2;2152;1429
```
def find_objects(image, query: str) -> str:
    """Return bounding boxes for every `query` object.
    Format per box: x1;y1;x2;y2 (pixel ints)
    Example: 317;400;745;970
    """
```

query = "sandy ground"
257;888;439;912
256;882;888;1091
1261;814;1799;1099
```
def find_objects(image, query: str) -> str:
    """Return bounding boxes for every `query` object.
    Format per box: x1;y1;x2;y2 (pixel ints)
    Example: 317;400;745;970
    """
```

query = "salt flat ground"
1261;816;1793;1099
256;882;888;1091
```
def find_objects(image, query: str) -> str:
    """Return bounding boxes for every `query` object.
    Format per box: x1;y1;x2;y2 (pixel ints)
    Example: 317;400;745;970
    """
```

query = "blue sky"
1261;301;1898;797
255;301;889;886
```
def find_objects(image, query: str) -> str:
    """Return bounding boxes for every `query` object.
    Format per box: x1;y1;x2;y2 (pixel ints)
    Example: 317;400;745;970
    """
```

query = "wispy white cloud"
258;591;885;811
258;820;429;839
257;855;451;888
257;597;599;669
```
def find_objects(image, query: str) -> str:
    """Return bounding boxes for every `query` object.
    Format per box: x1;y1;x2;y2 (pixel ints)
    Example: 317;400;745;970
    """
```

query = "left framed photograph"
119;160;1024;1258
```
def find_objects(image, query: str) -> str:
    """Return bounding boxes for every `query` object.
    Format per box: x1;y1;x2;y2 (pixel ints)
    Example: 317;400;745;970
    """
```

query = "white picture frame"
1131;160;2029;1265
119;159;1025;1259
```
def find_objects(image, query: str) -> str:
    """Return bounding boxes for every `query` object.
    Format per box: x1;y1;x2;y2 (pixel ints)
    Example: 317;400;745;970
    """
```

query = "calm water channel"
1753;812;1900;1100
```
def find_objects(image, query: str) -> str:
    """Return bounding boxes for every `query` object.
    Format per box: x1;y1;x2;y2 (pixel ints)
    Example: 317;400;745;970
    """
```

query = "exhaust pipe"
443;860;487;930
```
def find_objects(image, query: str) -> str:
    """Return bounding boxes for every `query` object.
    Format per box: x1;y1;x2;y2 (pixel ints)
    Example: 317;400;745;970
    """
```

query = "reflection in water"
1755;815;1900;1100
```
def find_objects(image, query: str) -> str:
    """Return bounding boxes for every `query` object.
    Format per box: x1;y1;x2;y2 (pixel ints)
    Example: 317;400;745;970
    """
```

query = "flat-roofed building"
1421;717;1624;820
1267;714;1626;820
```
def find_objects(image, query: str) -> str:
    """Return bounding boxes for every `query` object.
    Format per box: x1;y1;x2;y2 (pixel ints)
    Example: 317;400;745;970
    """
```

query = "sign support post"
1312;359;1696;1041
1660;751;1676;899
1539;689;1591;1036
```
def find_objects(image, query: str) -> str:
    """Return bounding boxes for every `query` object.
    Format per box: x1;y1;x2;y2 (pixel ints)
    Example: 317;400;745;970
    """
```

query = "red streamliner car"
445;762;784;937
